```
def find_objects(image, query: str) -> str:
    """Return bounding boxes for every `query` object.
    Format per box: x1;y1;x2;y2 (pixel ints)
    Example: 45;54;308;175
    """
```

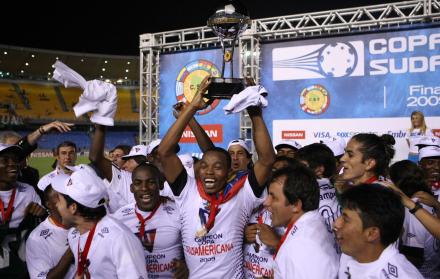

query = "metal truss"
255;0;440;41
139;0;440;145
139;34;160;145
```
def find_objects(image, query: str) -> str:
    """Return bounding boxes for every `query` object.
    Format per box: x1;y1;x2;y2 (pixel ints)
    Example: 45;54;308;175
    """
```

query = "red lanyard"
0;188;16;225
196;174;247;234
77;222;98;277
257;208;264;225
365;176;378;184
135;203;160;242
273;218;296;259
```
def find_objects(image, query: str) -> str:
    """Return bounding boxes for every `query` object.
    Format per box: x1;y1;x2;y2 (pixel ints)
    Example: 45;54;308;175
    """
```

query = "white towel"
223;85;268;115
52;61;117;126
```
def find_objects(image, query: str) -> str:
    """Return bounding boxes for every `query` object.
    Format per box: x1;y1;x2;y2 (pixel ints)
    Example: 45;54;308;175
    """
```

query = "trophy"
206;0;250;99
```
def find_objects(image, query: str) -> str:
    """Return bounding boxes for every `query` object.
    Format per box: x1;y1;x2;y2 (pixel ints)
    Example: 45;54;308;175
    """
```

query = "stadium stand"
0;81;139;123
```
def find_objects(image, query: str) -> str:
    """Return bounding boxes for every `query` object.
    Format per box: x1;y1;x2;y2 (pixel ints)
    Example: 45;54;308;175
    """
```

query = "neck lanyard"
49;216;66;229
365;176;378;184
196;174;247;237
273;218;296;259
77;222;98;277
135;203;161;242
0;188;16;225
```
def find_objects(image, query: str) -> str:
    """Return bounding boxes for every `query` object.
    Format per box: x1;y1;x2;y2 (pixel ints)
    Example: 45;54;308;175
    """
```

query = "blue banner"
261;26;440;135
159;49;241;156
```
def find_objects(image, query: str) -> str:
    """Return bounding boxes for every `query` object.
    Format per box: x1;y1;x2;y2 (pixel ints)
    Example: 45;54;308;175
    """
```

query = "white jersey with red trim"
68;215;147;279
175;175;264;279
112;199;183;278
0;182;41;270
243;206;282;279
274;210;339;279
402;203;440;279
339;245;424;279
26;217;75;279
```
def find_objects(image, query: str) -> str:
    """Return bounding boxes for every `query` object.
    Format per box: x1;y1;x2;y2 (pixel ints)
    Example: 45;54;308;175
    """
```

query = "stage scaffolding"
139;0;440;146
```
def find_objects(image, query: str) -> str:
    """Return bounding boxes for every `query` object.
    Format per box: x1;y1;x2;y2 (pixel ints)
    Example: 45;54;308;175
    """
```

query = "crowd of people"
0;76;439;279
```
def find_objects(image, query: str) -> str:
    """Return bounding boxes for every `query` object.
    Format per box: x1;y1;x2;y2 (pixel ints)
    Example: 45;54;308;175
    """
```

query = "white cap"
417;136;440;161
147;139;162;155
147;139;180;155
227;139;251;154
51;166;107;208
274;140;302;151
122;145;147;160
0;143;22;155
321;137;346;157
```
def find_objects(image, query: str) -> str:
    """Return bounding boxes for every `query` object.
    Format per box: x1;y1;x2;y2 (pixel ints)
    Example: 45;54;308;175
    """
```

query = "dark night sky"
1;0;402;55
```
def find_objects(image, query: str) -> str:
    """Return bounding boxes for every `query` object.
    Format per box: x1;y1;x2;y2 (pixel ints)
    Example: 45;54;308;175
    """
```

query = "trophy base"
207;78;245;99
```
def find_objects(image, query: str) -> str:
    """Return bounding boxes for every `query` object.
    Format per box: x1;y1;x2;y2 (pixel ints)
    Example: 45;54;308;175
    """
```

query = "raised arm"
89;124;113;181
173;102;215;153
27;121;74;146
248;106;276;187
157;76;212;185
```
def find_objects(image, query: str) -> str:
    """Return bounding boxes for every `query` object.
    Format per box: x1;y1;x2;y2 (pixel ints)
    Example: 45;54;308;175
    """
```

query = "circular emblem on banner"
175;59;221;115
318;42;358;78
300;85;330;115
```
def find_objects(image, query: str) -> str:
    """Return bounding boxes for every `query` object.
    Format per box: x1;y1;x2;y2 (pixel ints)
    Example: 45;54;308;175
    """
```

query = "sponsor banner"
261;26;440;142
273;117;440;161
159;49;240;155
180;124;223;143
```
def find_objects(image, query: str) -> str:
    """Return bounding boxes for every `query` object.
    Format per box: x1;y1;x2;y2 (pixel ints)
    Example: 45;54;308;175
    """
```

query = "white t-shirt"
317;178;340;232
37;167;70;192
175;174;264;279
406;128;433;154
274;210;339;279
26;217;75;279
68;215;147;279
243;207;282;279
402;203;440;279
106;165;135;212
112;200;182;278
339;245;424;279
0;182;41;270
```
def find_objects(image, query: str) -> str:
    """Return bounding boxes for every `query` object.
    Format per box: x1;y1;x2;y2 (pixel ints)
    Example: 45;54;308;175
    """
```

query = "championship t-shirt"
0;182;41;273
274;210;339;279
174;174;264;278
243;206;282;279
339;245;424;279
68;215;147;279
113;199;182;278
317;178;340;233
26;217;75;279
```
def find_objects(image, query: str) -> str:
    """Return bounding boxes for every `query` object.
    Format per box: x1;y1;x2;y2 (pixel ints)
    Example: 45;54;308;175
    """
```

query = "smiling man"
157;76;275;278
112;163;185;278
334;184;423;278
0;144;45;278
264;165;338;279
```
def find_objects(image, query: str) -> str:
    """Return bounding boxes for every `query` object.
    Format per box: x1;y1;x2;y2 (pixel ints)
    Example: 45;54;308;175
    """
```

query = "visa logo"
313;132;332;138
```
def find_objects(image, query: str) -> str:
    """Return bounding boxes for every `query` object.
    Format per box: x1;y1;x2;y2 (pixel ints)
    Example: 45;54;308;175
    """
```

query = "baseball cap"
416;136;440;161
321;137;346;157
274;140;302;151
227;139;251;154
0;143;22;155
51;166;107;208
122;145;147;160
